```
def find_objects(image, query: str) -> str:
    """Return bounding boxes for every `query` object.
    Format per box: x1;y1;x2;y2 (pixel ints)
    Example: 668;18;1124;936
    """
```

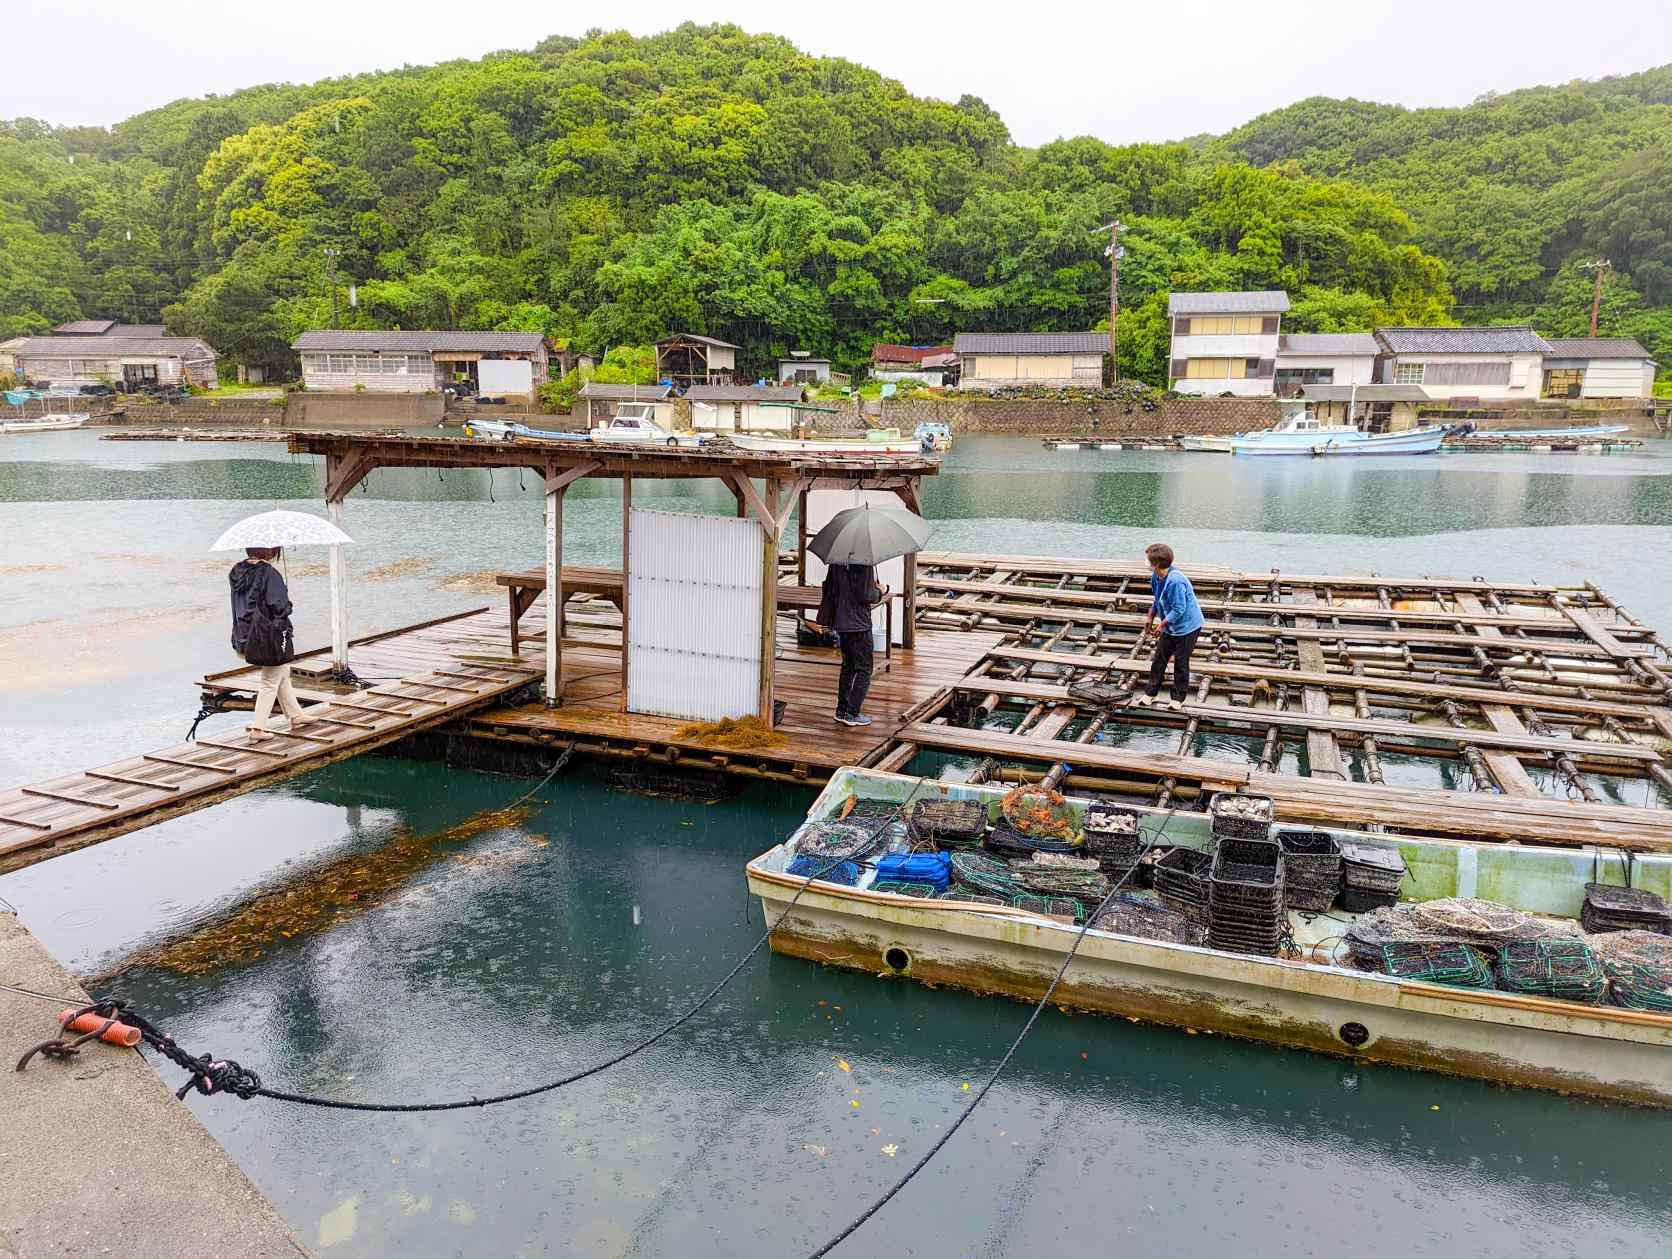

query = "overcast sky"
7;0;1670;145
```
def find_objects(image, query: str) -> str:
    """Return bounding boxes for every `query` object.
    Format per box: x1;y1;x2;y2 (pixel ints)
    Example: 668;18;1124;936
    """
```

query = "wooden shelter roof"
288;431;940;500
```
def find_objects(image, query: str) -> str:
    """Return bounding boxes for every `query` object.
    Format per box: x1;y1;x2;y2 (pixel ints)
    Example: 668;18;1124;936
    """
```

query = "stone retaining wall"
804;395;1283;437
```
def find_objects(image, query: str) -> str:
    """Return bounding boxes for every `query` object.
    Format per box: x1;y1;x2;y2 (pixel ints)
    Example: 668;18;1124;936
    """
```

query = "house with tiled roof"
292;330;548;402
1539;337;1656;399
1372;326;1552;402
952;331;1106;390
13;327;218;389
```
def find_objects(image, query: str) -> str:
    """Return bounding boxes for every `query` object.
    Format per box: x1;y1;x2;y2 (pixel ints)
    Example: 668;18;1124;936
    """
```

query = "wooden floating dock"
0;661;537;875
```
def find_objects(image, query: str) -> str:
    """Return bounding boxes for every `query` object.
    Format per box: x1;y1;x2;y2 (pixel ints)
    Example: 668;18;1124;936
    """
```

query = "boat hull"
1233;427;1446;457
1;415;87;433
729;433;923;454
750;871;1672;1107
1177;434;1235;452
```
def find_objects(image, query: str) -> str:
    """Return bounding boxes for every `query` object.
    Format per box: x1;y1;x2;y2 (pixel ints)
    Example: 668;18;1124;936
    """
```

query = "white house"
685;384;808;433
577;381;677;430
952;331;1106;389
1373;326;1550;402
1273;332;1378;396
1539;338;1657;399
1167;291;1287;396
11;327;219;389
777;353;833;385
293;330;548;403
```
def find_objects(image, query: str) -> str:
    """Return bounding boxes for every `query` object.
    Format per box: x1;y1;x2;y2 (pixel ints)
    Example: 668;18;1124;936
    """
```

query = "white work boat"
2;389;89;433
1177;434;1236;452
730;429;923;455
746;768;1672;1107
1231;411;1446;457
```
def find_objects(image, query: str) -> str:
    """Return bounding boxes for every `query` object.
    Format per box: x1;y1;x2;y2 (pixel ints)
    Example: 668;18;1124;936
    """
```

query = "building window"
1543;367;1584;399
308;352;431;376
1394;362;1425;384
1275;367;1335;386
1183;358;1259;380
1184;315;1272;336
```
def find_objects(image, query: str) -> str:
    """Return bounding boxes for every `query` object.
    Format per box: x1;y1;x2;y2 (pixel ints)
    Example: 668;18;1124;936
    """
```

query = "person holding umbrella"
809;502;933;728
210;509;355;743
230;546;311;741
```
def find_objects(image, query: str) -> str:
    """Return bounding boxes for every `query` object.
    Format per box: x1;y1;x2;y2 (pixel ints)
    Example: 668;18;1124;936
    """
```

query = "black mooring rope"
804;807;1174;1257
32;777;930;1114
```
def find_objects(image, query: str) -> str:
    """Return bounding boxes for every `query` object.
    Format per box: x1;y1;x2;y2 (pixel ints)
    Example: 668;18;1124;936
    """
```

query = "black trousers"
837;630;875;716
1145;628;1201;701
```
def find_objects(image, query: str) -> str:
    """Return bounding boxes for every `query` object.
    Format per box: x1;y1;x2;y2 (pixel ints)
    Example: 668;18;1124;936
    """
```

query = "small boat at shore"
1177;433;1235;452
2;389;89;433
730;428;924;455
747;768;1672;1106
1455;423;1631;440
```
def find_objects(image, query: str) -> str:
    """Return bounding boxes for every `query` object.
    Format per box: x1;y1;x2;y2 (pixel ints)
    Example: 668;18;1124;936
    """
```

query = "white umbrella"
208;509;355;553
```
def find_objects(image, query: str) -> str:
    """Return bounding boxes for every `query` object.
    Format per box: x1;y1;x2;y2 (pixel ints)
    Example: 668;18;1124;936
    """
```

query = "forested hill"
1;25;1667;385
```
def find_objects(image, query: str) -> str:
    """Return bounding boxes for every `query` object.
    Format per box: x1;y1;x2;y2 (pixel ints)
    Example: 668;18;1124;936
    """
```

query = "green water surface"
3;432;1671;1257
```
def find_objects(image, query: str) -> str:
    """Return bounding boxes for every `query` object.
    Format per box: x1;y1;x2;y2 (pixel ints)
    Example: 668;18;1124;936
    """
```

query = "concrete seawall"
0;913;309;1258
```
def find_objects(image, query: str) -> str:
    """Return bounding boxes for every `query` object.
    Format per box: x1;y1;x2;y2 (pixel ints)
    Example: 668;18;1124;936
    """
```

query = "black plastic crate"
1338;839;1407;893
1207;792;1275;840
1153;847;1211;896
1340;886;1401;913
1580;882;1671;934
907;799;987;849
1277;828;1343;911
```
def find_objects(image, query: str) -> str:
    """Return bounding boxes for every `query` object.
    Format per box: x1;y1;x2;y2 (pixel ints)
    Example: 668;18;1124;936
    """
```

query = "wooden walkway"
0;661;537;875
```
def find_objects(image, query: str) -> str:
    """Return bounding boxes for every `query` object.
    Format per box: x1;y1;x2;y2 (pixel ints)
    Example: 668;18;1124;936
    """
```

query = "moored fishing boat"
2;389;89;433
1230;411;1447;457
746;767;1672;1106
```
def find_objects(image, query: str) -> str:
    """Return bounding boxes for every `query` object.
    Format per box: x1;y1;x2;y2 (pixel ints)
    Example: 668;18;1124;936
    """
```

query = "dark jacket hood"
229;560;266;592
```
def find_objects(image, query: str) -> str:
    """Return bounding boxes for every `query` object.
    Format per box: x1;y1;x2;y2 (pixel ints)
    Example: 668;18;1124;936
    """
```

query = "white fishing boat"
1459;423;1631;439
461;417;518;439
746;768;1672;1106
1;389;89;433
729;428;924;455
1177;434;1235;452
1231;410;1446;457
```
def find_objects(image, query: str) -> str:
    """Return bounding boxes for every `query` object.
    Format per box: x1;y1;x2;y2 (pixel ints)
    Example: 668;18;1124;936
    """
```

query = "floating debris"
673;715;788;750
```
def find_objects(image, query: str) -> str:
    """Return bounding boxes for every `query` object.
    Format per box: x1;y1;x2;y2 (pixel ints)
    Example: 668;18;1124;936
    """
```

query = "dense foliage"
1;27;1667;385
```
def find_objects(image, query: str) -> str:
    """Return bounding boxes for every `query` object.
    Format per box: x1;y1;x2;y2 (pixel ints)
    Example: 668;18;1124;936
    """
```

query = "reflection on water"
3;432;1672;1257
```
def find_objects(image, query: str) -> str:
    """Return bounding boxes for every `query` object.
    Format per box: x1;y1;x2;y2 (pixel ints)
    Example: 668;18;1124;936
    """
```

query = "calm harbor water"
3;431;1672;1256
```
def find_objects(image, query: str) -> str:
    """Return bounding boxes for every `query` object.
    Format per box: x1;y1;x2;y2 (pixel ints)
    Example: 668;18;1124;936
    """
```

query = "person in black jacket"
816;563;888;727
229;547;313;741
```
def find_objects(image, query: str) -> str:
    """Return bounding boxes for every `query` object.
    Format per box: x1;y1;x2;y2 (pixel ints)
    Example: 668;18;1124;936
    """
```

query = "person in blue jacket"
1136;542;1205;710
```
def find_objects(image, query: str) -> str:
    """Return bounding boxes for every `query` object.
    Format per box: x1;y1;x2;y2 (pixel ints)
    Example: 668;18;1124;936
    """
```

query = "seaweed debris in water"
100;805;536;980
673;715;788;750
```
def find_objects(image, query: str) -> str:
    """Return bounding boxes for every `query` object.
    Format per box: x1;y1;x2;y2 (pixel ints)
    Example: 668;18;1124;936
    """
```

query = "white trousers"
250;663;303;729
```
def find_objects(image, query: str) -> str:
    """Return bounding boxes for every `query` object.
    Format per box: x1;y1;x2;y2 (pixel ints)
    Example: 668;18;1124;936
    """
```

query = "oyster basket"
1340;886;1402;914
1277;828;1343;912
1153;847;1213;925
1338;839;1408;894
1379;940;1494;989
1580;882;1672;934
1209;836;1286;910
871;880;940;899
949;850;1024;900
1010;893;1082;920
1091;894;1205;946
1207;792;1275;841
1208;924;1284;956
906;799;988;849
938;887;1006;906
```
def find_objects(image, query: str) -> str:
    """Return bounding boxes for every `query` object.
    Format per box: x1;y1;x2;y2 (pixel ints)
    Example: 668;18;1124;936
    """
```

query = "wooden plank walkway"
0;662;537;875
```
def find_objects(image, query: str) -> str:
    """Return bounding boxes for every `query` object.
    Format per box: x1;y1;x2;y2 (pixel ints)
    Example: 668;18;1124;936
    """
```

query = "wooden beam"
544;460;600;494
1292;589;1345;780
620;475;632;714
1453;591;1544;798
728;472;782;537
323;451;377;503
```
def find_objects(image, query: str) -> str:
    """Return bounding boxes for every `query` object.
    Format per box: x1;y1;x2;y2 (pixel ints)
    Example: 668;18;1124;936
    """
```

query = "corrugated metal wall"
626;508;763;721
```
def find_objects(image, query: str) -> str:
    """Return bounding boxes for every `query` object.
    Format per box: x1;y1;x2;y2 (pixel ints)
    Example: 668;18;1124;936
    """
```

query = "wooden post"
759;478;783;723
620;475;632;713
895;478;923;650
328;498;348;672
544;484;563;707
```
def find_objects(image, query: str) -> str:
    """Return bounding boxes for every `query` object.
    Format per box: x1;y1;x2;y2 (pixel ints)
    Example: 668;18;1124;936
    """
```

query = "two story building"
1166;291;1287;396
952;331;1106;389
1372;326;1550;402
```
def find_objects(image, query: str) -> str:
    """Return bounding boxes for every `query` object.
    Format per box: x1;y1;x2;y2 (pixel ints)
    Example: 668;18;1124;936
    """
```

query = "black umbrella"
807;503;933;566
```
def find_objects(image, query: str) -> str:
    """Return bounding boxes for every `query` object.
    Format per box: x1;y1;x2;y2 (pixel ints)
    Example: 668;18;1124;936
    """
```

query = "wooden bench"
497;569;891;659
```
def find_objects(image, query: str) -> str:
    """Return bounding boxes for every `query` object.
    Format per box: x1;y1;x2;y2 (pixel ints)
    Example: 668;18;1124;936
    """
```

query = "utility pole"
323;247;342;329
1580;259;1610;337
1094;221;1127;379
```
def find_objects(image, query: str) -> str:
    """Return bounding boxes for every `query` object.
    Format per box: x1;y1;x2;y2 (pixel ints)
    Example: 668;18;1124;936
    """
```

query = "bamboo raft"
868;552;1672;849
